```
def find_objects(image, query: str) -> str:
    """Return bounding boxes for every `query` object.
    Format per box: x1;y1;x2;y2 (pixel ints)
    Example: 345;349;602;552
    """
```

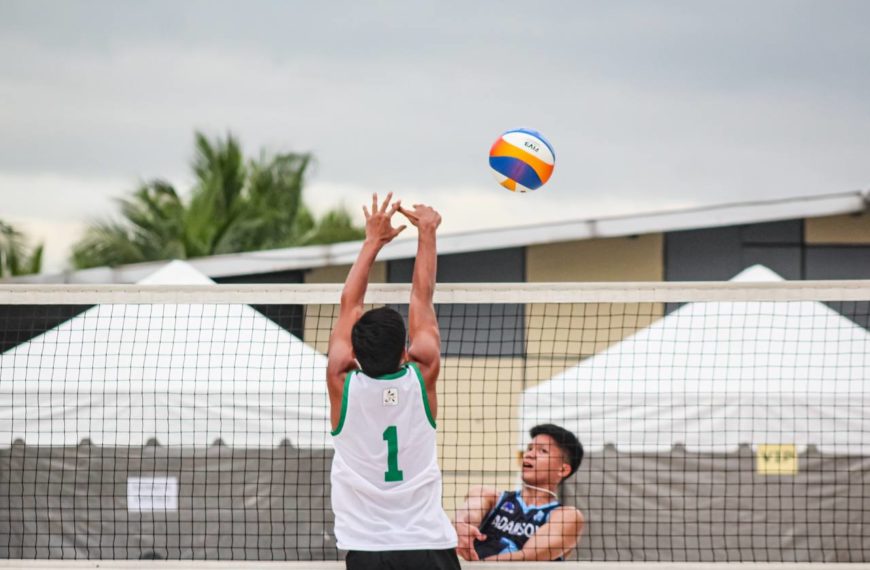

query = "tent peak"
730;264;784;283
138;260;215;286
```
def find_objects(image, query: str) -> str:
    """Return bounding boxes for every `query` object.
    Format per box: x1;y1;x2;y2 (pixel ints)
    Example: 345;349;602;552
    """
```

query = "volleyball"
488;128;555;192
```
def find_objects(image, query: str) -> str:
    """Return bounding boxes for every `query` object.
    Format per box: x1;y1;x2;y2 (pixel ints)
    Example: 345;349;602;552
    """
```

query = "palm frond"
299;206;366;246
66;131;363;269
0;219;43;277
71;220;147;269
187;131;248;253
216;151;313;253
22;243;44;275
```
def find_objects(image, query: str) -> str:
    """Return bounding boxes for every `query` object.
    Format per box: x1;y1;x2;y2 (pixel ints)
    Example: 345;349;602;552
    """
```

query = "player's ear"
559;462;571;480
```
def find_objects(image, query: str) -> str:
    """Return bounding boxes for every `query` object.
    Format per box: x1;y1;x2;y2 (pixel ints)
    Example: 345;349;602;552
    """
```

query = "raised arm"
398;203;442;392
453;486;499;561
327;193;405;430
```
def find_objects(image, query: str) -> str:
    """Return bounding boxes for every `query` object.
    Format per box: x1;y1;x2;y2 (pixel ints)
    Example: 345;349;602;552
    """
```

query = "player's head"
351;306;407;377
521;424;584;487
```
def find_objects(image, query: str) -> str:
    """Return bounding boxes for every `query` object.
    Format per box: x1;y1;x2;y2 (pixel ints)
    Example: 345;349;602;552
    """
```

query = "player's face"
520;434;568;487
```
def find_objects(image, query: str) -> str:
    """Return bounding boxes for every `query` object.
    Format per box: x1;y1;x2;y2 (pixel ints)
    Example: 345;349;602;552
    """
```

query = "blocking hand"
398;203;442;232
363;192;407;246
455;522;485;561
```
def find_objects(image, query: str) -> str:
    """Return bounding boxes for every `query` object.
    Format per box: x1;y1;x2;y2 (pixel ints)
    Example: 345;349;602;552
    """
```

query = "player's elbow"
520;539;573;562
570;508;585;534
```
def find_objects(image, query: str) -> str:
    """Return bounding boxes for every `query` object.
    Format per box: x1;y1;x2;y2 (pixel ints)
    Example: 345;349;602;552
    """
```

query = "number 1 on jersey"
382;425;404;482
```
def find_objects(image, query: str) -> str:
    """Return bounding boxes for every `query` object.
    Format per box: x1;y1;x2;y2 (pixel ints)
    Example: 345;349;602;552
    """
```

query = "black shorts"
345;548;461;570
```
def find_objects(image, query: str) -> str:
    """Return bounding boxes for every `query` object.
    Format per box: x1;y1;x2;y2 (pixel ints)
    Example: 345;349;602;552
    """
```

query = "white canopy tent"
0;260;331;448
521;265;870;454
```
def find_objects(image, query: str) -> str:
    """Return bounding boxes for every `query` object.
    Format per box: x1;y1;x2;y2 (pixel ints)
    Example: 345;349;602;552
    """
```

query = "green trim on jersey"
330;370;354;436
409;362;437;429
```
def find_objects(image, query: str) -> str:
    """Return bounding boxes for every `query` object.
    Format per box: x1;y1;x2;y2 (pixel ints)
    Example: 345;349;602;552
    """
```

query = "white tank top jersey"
330;363;457;551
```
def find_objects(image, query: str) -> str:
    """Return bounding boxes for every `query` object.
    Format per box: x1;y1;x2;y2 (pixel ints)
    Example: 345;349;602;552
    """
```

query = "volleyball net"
0;275;869;563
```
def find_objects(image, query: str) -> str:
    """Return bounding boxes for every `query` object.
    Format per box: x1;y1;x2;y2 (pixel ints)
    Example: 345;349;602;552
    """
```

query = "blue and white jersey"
474;489;562;560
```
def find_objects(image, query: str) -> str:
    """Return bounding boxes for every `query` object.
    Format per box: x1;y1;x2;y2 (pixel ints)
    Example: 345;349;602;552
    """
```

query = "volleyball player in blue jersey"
453;424;585;561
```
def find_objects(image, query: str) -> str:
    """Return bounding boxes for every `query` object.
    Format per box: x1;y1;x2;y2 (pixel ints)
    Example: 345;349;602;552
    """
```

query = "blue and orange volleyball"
488;128;555;192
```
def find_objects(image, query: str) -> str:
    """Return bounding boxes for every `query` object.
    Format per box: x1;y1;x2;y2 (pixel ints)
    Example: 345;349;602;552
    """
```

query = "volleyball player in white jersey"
327;193;459;570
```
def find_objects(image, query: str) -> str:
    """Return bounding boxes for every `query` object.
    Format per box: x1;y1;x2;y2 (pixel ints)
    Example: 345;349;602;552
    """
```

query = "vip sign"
756;444;798;475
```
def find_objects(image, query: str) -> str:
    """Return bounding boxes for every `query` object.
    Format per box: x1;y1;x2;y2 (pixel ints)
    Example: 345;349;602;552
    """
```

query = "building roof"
6;190;867;284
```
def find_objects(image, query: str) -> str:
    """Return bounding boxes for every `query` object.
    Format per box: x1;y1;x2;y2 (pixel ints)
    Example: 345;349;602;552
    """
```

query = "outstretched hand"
398;203;441;232
363;192;407;246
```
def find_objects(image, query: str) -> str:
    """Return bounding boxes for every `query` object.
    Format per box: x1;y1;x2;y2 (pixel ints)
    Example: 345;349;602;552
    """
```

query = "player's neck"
521;483;558;505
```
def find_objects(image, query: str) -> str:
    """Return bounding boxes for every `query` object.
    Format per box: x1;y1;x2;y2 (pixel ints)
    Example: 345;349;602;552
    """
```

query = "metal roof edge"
6;189;867;283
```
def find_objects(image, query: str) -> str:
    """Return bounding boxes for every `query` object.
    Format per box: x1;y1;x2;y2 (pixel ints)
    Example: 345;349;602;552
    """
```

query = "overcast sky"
1;1;868;272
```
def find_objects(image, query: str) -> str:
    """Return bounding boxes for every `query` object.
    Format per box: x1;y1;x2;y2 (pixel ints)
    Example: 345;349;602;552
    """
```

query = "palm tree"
0;220;43;277
71;132;364;269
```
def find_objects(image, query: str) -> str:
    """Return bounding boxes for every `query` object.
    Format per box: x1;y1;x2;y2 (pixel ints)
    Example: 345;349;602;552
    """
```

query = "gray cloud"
1;0;868;272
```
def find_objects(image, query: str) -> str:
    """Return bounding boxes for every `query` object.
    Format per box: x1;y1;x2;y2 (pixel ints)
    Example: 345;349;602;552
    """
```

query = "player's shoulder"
551;505;584;525
466;485;501;503
404;360;428;376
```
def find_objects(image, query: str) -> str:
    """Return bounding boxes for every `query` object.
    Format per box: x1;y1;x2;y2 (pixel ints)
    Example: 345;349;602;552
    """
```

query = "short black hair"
530;424;584;478
351;307;407;378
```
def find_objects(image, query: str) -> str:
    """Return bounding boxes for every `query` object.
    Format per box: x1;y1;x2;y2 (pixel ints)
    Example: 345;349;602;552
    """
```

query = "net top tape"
1;280;869;305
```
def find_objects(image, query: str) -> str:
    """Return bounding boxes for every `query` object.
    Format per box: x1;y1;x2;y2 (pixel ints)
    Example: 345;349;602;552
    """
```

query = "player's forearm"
453;507;480;527
341;239;382;309
411;229;437;304
483;550;529;562
455;488;499;562
453;492;491;527
484;547;554;562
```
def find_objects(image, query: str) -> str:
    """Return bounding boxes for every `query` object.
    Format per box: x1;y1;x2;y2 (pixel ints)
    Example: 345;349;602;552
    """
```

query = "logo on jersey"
500;501;516;514
533;510;546;524
491;514;536;538
383;388;399;406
